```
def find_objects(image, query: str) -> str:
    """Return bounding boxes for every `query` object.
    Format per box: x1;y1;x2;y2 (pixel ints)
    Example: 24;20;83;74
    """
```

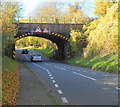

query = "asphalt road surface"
16;48;119;105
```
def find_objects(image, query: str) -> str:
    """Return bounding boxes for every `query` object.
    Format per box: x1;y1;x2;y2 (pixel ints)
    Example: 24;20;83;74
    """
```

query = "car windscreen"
33;55;41;57
23;49;27;51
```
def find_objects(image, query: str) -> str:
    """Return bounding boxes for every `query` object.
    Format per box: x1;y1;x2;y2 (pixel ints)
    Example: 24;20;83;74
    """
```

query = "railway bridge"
14;23;83;60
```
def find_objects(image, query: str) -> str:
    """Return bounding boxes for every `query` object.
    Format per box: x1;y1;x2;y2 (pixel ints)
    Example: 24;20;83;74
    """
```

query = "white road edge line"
50;77;53;79
73;72;96;81
61;97;68;103
83;71;87;72
48;72;51;75
58;90;63;94
115;87;120;90
55;84;59;88
24;55;30;61
52;80;56;83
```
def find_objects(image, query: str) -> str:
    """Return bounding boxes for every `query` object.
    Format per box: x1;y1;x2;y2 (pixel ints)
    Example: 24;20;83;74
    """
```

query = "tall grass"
66;53;118;73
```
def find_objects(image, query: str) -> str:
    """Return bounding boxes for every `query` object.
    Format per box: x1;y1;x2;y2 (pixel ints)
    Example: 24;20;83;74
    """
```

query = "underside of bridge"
14;32;71;60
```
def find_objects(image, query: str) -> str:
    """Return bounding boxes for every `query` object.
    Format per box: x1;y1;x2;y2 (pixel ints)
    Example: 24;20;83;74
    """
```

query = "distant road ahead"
16;49;118;105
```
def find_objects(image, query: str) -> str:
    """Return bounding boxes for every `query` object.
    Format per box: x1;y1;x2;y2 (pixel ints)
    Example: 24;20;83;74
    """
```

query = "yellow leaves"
83;2;118;57
2;63;19;106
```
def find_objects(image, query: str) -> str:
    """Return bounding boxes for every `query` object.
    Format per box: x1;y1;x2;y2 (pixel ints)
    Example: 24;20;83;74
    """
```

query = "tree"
61;2;90;24
94;0;116;17
33;2;60;23
1;2;20;57
70;27;88;56
32;1;90;24
84;2;118;57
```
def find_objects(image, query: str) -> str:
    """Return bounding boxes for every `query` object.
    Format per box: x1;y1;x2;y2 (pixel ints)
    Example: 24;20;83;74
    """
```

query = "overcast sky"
20;0;97;19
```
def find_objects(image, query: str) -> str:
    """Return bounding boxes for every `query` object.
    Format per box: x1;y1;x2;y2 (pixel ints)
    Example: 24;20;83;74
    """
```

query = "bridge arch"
14;32;71;60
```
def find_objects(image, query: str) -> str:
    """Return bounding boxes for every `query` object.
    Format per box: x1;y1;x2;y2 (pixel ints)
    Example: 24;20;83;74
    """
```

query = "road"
16;48;119;105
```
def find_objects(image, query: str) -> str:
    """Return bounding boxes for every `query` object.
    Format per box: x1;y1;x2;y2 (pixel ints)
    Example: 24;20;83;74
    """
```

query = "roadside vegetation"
66;53;118;73
2;56;19;105
67;2;118;73
1;2;20;106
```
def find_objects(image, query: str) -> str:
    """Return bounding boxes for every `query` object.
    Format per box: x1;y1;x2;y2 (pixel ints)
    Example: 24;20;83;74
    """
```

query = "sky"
20;0;97;19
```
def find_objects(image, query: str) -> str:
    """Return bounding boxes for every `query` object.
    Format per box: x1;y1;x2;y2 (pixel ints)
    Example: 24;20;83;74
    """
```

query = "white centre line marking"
103;75;108;76
73;72;96;81
115;87;120;90
61;97;68;103
58;90;63;94
49;74;52;77
32;63;45;69
55;84;59;88
45;63;52;66
91;72;96;74
52;80;56;83
55;66;66;70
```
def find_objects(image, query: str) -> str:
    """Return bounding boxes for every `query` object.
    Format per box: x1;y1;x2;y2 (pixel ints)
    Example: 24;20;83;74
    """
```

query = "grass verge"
66;53;118;73
48;93;61;106
2;56;19;105
17;46;54;58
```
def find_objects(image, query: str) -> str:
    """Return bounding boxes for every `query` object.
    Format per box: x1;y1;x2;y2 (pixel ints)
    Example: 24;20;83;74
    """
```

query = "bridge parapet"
16;23;83;38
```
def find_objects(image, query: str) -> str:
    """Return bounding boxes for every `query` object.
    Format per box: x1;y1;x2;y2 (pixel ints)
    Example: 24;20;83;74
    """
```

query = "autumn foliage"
69;1;118;72
1;2;20;106
70;2;118;57
1;2;19;57
2;57;19;106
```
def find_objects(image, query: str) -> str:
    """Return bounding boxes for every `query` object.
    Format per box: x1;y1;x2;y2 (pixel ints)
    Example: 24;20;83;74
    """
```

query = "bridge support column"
4;42;15;59
63;42;71;60
54;43;64;60
54;42;71;60
12;43;16;59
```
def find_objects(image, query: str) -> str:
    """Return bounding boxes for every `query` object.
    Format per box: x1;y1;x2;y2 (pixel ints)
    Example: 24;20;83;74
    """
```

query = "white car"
31;54;42;62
